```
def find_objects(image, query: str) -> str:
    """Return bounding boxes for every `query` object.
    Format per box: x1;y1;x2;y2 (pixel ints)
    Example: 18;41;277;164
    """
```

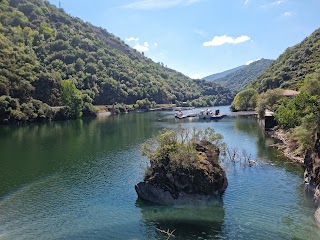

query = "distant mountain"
251;28;320;92
203;65;245;82
210;59;274;93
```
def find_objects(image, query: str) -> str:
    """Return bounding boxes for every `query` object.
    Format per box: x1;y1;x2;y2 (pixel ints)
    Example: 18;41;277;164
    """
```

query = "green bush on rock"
135;127;228;205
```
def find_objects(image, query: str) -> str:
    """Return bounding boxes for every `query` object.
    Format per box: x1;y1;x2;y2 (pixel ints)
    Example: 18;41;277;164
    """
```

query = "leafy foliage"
230;88;258;111
275;72;320;152
255;89;284;118
143;126;225;170
0;95;55;124
61;80;83;118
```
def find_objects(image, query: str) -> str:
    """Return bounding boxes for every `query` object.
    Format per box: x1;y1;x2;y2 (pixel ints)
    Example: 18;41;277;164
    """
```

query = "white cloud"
245;0;249;5
154;42;158;47
284;11;293;16
133;42;150;52
203;35;251;47
125;37;139;42
123;0;202;10
272;0;286;6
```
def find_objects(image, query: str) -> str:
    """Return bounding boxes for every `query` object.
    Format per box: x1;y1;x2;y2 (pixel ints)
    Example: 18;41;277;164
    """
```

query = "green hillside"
0;0;233;123
203;65;245;82
251;28;320;92
212;59;274;93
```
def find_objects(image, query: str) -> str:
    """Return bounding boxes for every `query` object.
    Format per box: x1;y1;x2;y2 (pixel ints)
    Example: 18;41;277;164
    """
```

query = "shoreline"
268;129;304;165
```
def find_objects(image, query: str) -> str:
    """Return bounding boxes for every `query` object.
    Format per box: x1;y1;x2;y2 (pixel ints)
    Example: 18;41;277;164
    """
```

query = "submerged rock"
135;139;228;205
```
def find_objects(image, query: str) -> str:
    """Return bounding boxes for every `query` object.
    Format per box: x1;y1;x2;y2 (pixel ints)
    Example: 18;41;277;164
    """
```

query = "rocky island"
135;127;228;205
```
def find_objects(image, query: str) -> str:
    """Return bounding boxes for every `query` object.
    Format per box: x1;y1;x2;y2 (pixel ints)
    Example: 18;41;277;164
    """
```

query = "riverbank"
269;129;304;165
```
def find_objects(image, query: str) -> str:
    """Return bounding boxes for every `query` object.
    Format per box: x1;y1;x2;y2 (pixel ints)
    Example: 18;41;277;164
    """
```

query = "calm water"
0;106;319;240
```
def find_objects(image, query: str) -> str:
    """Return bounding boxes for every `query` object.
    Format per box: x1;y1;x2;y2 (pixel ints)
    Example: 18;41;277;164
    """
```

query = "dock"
175;110;257;120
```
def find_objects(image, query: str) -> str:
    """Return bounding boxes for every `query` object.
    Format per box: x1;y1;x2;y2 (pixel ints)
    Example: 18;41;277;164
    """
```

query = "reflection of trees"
0;112;162;197
234;116;260;138
136;199;225;240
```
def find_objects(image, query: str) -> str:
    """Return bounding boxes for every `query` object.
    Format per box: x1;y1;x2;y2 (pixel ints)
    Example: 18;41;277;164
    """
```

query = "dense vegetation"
251;28;320;92
143;127;225;165
211;59;274;93
274;72;320;153
230;88;258;111
231;28;320;156
203;65;245;82
0;0;233;124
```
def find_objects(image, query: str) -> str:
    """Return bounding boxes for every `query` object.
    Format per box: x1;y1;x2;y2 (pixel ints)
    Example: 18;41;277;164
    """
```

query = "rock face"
304;136;320;206
135;140;228;205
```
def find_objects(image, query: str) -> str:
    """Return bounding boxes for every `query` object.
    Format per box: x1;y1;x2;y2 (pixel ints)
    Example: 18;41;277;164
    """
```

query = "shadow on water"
136;199;225;240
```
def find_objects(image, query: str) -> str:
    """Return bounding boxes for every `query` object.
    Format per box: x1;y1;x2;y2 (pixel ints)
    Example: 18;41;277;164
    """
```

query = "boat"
175;111;184;118
198;109;213;119
199;109;224;120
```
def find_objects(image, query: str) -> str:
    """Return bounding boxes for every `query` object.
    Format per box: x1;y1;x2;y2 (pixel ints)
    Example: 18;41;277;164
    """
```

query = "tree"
61;80;83;118
256;89;284;118
231;88;258;111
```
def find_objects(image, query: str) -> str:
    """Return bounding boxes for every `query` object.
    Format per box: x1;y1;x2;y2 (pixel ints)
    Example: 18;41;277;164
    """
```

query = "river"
0;106;319;239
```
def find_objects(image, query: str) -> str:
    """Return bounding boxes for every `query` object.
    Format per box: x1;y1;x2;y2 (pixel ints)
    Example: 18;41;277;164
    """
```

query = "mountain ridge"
213;59;274;93
203;65;245;82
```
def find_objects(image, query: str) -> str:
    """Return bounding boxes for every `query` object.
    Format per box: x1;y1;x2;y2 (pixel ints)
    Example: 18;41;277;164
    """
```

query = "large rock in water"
135;140;228;205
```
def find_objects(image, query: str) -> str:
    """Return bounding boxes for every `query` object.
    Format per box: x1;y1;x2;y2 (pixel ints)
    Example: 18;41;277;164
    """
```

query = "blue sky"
48;0;320;78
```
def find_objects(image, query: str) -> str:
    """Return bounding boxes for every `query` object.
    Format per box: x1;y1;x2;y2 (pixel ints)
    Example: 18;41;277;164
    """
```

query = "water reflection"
1;109;320;239
136;199;225;240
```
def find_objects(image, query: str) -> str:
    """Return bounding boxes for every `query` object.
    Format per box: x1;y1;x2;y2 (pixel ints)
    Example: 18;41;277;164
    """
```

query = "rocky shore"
270;129;304;164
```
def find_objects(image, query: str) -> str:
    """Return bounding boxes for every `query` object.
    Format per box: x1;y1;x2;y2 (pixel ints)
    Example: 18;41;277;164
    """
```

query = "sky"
47;0;320;79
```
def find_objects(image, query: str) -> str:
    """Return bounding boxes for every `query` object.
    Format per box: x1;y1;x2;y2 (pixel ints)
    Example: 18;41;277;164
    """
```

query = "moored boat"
175;111;184;118
199;109;213;119
199;109;224;120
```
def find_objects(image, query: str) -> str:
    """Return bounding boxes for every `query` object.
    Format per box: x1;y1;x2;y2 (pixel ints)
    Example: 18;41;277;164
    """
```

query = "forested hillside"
251;28;320;92
211;59;273;93
0;0;233;123
203;65;245;82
